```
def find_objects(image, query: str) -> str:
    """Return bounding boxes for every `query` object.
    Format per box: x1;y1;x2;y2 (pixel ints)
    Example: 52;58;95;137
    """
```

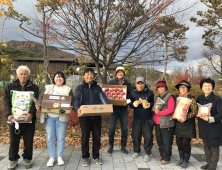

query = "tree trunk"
94;61;108;85
221;55;222;78
164;35;168;75
0;17;6;44
101;66;108;84
42;7;49;84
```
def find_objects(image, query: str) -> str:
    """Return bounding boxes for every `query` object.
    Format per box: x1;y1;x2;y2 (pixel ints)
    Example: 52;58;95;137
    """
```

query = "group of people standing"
3;65;222;170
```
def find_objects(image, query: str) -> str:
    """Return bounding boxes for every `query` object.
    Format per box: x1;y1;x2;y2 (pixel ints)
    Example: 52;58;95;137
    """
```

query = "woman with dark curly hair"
197;78;222;170
174;80;198;168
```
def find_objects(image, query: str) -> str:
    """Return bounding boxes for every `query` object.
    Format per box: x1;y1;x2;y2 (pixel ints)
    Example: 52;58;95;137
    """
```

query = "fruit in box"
102;86;126;101
108;94;113;99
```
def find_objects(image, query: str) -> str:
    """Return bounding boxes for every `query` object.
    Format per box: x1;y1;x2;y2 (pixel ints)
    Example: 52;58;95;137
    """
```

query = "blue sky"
1;0;208;73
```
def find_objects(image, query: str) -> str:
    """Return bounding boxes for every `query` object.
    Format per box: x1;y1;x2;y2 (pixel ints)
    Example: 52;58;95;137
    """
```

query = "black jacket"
108;78;132;100
197;93;222;147
174;95;196;138
130;85;154;120
74;80;110;120
3;79;39;120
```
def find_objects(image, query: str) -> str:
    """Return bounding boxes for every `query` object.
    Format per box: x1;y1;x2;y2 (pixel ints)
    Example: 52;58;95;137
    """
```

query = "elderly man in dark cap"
130;77;154;162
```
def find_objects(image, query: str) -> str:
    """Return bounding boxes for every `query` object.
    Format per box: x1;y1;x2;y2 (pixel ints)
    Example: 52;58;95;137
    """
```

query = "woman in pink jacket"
153;80;175;165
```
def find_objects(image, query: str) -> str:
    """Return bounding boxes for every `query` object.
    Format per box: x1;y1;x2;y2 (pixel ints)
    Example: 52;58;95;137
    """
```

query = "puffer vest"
154;91;175;128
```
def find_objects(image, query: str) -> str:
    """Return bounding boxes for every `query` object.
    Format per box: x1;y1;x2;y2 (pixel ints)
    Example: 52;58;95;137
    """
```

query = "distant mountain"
0;40;76;58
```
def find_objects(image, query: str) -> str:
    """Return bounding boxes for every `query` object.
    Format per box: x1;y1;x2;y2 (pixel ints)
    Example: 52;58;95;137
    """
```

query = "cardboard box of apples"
101;85;127;106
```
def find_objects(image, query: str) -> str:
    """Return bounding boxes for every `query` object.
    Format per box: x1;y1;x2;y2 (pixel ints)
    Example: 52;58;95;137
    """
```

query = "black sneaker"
201;164;209;169
93;158;102;165
121;146;129;154
7;160;18;170
24;159;32;169
82;158;90;167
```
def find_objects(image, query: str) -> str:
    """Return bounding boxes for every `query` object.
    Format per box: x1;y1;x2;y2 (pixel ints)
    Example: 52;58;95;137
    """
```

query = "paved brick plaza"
0;144;222;170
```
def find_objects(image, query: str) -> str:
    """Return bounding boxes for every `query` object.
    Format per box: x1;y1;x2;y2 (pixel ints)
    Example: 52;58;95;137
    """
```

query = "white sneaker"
47;158;54;167
58;157;64;166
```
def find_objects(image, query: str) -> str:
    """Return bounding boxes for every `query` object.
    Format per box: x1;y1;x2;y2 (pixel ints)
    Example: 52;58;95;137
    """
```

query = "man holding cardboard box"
74;68;110;167
107;67;132;155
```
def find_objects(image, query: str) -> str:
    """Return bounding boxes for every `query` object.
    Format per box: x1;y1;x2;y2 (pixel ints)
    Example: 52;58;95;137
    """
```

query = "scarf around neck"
179;92;189;97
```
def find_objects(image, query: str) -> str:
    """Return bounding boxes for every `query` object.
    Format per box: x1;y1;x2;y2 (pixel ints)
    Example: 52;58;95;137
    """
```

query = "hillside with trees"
0;40;76;58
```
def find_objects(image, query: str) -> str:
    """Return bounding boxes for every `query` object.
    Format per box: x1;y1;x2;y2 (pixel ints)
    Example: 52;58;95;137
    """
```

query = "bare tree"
200;44;222;77
13;0;197;84
46;0;195;84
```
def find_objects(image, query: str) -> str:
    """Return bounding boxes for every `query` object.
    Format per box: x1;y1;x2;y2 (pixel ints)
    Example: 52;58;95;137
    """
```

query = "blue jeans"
108;106;128;138
45;116;67;158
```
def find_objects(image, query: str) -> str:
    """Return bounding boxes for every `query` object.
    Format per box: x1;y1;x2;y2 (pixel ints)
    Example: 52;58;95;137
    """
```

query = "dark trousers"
132;119;153;155
9;121;35;161
108;106;128;138
203;139;219;169
155;124;174;161
176;136;191;154
80;119;101;159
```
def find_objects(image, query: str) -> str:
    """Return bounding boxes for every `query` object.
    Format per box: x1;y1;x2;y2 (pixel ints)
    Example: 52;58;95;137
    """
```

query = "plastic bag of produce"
11;90;34;122
171;97;192;123
197;103;212;118
153;97;165;110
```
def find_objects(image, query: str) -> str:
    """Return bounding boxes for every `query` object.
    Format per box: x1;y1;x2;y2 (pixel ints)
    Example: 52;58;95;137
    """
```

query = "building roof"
11;58;103;67
11;58;76;62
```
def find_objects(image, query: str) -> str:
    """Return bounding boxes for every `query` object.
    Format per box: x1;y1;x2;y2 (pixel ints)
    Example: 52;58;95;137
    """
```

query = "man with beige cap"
107;66;132;155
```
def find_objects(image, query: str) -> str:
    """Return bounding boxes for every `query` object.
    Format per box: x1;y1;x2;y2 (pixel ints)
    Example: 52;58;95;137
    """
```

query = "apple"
114;94;118;98
121;92;125;95
110;88;113;92
120;98;125;100
105;94;108;97
109;94;113;97
105;88;109;91
103;90;106;94
119;94;123;98
119;88;123;92
117;91;120;95
115;97;120;100
114;88;118;92
107;91;110;94
112;91;116;95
